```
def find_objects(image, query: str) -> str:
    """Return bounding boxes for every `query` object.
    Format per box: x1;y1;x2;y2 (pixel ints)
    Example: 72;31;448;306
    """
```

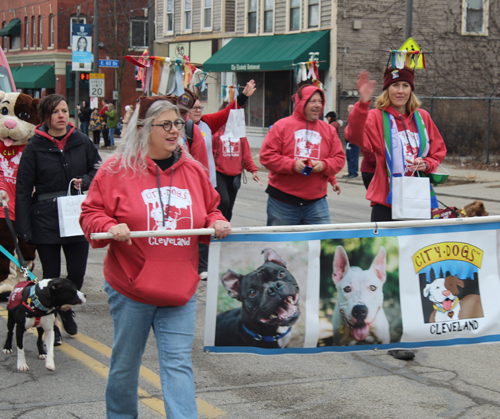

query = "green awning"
0;19;21;36
203;31;330;72
13;65;55;89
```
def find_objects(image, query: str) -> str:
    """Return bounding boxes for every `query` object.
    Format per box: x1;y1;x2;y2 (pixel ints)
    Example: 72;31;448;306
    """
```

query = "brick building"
0;0;148;117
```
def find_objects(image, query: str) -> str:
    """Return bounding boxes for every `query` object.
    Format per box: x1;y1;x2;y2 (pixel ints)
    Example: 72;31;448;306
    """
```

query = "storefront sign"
230;64;261;71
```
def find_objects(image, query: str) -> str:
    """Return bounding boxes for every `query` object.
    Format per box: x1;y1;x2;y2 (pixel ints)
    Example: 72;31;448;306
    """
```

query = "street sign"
89;77;105;97
99;59;119;68
89;73;105;79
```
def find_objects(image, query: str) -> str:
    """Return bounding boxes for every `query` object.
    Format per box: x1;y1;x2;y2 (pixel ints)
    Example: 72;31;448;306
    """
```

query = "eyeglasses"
192;106;204;111
151;119;185;132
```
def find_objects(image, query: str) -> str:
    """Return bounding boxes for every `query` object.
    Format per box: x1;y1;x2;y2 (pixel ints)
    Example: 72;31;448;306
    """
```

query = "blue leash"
1;200;37;282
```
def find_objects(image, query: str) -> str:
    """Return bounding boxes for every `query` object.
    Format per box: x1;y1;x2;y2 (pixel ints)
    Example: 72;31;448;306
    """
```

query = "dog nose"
267;281;283;296
4;119;16;130
352;305;368;321
443;290;450;297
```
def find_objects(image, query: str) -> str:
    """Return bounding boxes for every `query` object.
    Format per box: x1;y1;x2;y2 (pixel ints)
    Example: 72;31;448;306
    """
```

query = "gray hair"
108;100;184;176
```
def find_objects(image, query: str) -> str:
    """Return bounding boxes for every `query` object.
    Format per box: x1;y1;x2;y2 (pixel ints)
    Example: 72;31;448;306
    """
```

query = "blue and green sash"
384;110;438;208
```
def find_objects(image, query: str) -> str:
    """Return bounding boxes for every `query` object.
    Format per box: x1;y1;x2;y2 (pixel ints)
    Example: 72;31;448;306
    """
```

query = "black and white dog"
2;278;86;371
215;248;300;348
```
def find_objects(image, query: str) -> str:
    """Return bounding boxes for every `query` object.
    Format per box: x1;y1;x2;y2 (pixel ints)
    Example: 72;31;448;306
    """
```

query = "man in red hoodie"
260;85;345;225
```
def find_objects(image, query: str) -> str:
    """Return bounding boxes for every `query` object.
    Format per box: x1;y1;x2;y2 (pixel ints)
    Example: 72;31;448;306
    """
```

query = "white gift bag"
57;180;87;237
225;108;246;139
391;174;431;220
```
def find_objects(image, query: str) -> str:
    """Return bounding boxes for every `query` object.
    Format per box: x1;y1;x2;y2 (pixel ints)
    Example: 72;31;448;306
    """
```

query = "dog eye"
343;286;351;293
18;111;30;120
248;289;257;297
370;285;377;291
0;107;8;115
278;271;286;279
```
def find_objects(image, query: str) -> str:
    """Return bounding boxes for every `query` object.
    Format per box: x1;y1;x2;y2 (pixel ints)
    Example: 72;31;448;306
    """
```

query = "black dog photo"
215;242;308;348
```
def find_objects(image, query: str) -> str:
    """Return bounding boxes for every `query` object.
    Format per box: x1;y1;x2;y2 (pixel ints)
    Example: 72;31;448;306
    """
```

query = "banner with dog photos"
203;220;500;354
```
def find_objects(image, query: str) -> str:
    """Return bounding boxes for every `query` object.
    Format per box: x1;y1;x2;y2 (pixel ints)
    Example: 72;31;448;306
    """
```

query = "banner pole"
89;216;500;240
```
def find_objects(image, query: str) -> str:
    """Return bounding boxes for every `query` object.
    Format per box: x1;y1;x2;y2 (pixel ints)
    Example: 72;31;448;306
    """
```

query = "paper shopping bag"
391;175;431;220
225;108;246;139
57;181;87;237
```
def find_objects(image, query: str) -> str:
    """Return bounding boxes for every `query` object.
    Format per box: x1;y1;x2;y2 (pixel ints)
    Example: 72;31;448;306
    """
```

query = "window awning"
13;65;55;89
0;19;21;37
203;30;330;72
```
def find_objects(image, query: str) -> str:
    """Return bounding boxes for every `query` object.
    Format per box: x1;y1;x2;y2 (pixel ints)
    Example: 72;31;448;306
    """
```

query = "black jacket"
78;105;92;123
15;123;101;244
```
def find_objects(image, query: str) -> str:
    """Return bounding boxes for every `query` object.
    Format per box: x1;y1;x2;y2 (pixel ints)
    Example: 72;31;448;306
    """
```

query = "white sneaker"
199;272;208;280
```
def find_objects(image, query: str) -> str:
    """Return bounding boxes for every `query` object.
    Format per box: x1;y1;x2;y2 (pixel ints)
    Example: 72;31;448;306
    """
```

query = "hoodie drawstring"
155;165;174;227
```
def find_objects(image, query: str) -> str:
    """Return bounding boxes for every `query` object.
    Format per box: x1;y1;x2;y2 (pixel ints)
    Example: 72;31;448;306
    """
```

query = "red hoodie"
80;149;227;306
212;128;258;176
344;101;446;207
259;85;345;201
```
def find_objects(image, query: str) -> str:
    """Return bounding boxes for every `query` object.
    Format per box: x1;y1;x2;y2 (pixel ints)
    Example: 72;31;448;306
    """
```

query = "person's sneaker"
58;308;77;335
388;349;415;360
348;174;359;179
54;325;63;346
341;174;350;178
199;271;208;281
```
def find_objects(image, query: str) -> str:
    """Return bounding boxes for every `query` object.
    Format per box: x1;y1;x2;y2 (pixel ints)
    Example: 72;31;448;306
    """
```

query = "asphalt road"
2;157;500;418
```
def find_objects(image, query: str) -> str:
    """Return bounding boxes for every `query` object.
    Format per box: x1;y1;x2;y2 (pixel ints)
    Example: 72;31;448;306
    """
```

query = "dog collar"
433;298;459;313
242;324;291;342
22;283;54;315
460;208;468;217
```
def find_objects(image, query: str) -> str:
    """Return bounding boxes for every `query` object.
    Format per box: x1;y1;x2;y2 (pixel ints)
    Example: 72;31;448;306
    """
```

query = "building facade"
0;0;148;118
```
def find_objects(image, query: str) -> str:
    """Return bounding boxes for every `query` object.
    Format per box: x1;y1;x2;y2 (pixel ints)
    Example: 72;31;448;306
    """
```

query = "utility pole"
74;6;81;130
93;0;99;75
405;0;413;41
148;0;154;55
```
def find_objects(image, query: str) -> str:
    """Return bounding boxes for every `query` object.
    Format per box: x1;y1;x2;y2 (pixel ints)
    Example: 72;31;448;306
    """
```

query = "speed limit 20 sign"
89;73;105;97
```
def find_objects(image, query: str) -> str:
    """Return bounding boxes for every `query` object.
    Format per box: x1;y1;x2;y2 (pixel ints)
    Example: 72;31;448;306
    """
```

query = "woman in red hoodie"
344;67;446;223
344;68;446;362
80;97;230;419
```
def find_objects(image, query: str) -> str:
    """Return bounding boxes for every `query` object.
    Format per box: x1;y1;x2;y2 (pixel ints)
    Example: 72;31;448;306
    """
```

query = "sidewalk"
248;148;500;204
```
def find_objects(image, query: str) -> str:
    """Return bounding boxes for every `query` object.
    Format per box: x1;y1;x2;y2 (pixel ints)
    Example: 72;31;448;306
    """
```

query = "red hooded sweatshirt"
212;128;258;176
344;101;446;208
259;85;345;201
80;149;227;306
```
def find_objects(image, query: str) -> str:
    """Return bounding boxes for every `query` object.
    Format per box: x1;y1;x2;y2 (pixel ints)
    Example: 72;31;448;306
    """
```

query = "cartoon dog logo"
423;278;460;322
332;246;390;346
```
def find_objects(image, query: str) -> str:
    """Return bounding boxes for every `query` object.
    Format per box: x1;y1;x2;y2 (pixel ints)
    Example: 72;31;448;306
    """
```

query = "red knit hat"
382;66;415;91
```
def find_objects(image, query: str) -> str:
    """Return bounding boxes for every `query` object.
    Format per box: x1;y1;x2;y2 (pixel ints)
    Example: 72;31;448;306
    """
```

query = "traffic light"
80;73;90;81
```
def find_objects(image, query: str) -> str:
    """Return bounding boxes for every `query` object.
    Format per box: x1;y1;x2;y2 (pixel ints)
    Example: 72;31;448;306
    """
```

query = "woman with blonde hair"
80;96;230;418
344;67;447;361
345;67;446;223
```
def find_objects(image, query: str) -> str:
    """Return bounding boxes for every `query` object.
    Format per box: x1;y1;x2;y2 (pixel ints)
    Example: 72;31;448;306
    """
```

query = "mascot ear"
0;91;5;102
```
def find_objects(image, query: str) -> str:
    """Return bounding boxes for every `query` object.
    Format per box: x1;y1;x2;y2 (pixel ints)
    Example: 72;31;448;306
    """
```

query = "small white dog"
423;277;461;322
332;246;390;346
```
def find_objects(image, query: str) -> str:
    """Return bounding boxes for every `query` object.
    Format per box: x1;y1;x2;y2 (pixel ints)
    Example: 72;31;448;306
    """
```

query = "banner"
204;221;500;354
72;23;92;72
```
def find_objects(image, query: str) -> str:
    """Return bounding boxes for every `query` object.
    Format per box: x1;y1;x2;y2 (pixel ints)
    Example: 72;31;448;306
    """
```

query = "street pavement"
1;140;500;418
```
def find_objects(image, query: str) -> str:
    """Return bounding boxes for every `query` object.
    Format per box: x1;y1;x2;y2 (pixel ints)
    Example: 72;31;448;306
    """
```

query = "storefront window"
237;72;263;127
264;71;291;127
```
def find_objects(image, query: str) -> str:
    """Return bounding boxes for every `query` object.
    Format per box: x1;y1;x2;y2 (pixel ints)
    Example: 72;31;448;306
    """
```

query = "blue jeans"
80;121;89;136
346;142;359;176
266;196;331;226
105;281;197;419
109;127;115;146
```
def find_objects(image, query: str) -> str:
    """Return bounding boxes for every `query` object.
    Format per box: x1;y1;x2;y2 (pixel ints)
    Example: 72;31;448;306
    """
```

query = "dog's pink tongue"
3;139;13;147
352;325;370;341
443;299;452;311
